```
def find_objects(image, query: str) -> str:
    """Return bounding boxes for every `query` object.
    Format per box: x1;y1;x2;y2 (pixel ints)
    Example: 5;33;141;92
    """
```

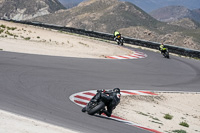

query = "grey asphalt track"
0;46;200;133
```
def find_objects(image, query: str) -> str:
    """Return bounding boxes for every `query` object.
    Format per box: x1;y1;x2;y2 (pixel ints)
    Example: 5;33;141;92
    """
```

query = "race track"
0;45;200;133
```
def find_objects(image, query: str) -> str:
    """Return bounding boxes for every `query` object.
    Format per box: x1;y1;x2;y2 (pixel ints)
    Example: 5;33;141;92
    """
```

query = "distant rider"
82;88;121;117
159;43;165;55
114;31;121;41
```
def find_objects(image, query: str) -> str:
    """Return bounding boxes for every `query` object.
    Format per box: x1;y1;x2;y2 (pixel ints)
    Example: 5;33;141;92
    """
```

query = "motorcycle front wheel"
87;101;105;115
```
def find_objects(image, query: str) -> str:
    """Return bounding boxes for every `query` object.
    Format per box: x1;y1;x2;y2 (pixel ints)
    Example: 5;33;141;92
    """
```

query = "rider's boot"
102;110;111;117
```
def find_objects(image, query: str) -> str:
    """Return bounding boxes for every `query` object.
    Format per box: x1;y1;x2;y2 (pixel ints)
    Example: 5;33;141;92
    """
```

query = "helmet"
113;88;120;93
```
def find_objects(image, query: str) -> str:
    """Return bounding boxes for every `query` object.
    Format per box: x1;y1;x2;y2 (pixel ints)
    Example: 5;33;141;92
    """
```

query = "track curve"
0;46;200;133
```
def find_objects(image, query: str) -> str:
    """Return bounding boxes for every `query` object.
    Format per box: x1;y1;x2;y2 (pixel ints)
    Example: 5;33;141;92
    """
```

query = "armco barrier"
1;19;200;59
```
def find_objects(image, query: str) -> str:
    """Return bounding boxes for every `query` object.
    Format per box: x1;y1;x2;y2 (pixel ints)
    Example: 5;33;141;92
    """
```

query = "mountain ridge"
32;0;160;33
150;6;200;23
57;0;200;12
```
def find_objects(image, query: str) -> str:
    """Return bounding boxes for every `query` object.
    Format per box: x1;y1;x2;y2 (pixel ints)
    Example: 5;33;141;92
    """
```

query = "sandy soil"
0;110;80;133
113;93;200;133
0;20;131;58
0;20;200;133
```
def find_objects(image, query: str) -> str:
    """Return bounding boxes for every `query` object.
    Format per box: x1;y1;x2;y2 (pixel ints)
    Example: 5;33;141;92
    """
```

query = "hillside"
32;0;160;33
169;18;200;29
125;0;200;12
150;6;200;23
31;0;200;50
0;0;65;20
57;0;200;13
194;9;200;15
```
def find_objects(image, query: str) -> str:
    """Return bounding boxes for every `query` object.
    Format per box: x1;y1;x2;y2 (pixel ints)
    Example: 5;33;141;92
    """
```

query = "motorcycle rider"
159;43;165;55
100;88;121;117
113;31;121;41
82;88;121;117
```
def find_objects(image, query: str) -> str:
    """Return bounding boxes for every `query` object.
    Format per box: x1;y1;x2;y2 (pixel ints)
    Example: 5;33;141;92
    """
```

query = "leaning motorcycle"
162;48;170;59
115;34;124;46
83;91;108;115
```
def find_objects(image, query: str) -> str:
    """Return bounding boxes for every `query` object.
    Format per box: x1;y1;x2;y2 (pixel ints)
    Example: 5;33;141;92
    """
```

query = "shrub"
0;24;6;28
24;37;31;40
179;122;189;127
172;130;187;133
164;113;173;120
5;31;14;36
7;26;17;30
0;29;4;34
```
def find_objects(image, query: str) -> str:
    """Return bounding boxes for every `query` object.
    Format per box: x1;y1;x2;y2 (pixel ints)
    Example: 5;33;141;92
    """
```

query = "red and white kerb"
69;90;162;133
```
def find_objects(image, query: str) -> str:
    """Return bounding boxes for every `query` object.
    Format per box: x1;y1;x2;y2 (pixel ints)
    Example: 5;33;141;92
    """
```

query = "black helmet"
113;88;120;93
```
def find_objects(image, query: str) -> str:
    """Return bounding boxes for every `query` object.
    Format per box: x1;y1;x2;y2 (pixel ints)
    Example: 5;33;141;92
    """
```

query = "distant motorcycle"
115;34;124;46
162;48;170;59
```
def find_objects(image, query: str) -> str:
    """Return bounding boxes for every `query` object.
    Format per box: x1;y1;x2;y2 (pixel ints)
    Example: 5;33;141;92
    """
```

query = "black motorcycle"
82;91;108;115
162;48;170;59
115;34;124;46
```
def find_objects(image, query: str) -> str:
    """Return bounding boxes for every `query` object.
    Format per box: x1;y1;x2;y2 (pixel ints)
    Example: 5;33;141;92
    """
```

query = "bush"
7;26;17;30
0;24;6;28
179;122;189;127
164;113;173;120
5;31;14;36
172;130;187;133
0;29;4;34
24;37;31;40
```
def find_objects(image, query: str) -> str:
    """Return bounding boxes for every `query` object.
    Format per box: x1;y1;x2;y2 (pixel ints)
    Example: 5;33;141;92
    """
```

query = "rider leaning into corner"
113;31;121;41
82;88;121;117
159;43;165;55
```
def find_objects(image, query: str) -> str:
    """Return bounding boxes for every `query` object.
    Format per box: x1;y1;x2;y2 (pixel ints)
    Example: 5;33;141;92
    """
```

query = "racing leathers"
82;89;121;117
159;44;165;55
114;31;121;41
101;90;121;117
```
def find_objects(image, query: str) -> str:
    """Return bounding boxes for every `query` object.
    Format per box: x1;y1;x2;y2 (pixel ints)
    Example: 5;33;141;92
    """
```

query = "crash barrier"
1;18;200;59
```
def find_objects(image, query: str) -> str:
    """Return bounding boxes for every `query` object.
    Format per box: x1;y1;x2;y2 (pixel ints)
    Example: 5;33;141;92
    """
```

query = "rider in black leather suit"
82;88;121;117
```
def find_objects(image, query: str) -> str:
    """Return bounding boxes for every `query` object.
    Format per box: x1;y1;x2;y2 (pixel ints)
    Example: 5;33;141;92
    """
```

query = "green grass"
5;31;14;36
7;26;17;30
0;29;4;34
172;130;187;133
0;24;6;28
179;122;189;127
24;37;31;40
164;114;173;120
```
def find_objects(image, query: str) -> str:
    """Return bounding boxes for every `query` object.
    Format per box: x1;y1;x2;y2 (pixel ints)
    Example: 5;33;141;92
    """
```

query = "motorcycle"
82;91;108;115
162;48;170;59
115;34;124;46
